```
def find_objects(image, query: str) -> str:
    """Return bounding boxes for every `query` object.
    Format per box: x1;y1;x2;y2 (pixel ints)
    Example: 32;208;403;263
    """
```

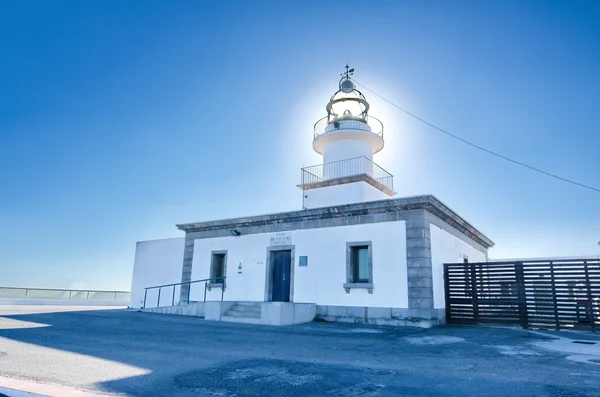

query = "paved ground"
0;306;599;396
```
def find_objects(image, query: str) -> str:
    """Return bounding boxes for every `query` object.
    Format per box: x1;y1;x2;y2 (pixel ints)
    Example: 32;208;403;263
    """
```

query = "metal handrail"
142;277;226;309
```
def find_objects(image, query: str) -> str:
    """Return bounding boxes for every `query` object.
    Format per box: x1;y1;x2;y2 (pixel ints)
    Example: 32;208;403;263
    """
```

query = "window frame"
344;241;373;293
208;250;227;289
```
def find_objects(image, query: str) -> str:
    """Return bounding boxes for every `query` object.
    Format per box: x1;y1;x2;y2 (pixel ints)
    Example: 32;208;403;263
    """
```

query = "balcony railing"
313;116;384;139
0;287;130;302
300;156;394;192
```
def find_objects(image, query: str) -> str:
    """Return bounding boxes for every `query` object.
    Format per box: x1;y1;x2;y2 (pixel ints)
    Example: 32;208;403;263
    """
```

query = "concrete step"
225;309;261;319
220;315;261;324
236;302;262;307
229;305;261;313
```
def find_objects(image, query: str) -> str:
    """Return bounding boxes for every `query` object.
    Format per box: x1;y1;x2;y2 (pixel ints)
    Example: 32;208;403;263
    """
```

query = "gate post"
469;263;480;324
515;261;529;329
444;264;451;323
583;261;597;333
549;262;560;331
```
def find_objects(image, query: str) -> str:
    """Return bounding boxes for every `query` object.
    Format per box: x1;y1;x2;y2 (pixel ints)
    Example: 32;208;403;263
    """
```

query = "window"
212;254;225;279
344;241;373;293
351;246;370;283
209;251;227;288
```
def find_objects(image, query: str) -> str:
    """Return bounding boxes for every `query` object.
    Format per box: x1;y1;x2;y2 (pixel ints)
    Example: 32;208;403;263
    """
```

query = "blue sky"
1;1;599;291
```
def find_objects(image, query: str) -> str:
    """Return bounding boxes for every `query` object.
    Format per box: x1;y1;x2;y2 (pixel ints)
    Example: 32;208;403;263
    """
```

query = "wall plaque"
270;231;292;246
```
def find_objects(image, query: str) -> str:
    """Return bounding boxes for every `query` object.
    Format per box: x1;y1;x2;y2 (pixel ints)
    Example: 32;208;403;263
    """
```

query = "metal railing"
142;277;226;309
0;287;130;302
313;115;384;139
300;156;394;191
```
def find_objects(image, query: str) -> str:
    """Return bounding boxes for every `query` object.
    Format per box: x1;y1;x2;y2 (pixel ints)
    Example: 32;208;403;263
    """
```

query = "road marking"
0;385;47;397
0;377;108;397
566;355;600;366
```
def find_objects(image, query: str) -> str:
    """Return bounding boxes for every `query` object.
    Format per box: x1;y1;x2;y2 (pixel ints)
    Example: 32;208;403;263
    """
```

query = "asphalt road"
0;306;599;396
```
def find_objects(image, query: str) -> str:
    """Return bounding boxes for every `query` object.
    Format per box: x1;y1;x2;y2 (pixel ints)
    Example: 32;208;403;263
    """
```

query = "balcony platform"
298;156;395;203
298;173;396;197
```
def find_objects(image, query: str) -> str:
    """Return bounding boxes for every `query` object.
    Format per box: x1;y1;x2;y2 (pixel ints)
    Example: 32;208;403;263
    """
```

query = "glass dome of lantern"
313;66;384;139
326;66;370;123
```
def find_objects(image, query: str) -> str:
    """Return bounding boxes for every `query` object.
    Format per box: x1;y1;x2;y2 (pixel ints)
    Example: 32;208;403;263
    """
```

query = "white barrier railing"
0;287;130;302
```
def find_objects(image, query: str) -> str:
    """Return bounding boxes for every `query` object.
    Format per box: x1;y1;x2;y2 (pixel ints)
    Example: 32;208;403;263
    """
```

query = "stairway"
221;302;262;324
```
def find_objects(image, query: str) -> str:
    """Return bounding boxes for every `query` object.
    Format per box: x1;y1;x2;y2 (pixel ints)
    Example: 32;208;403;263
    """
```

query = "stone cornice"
176;195;494;249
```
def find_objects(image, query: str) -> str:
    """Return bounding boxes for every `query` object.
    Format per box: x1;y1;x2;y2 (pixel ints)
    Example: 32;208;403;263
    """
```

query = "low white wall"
191;221;407;308
430;224;488;309
130;237;185;308
143;302;204;316
260;302;316;326
0;300;128;306
303;181;391;209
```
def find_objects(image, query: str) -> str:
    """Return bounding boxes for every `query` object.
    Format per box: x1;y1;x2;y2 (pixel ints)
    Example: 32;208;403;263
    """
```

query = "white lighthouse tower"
299;66;396;209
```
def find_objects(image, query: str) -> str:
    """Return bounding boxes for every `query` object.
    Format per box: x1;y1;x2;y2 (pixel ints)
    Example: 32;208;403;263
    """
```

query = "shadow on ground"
0;307;599;396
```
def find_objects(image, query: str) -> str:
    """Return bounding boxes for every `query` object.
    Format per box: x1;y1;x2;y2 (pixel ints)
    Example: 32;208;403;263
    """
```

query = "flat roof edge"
176;195;494;249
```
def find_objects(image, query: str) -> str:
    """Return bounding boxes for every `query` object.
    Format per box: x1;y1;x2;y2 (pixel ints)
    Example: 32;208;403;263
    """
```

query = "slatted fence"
444;259;600;332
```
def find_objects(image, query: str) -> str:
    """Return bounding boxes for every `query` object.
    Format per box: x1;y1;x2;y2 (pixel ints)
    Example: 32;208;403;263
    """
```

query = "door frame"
264;245;295;302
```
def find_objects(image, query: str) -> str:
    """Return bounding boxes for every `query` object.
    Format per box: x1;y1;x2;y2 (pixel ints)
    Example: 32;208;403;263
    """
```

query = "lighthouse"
299;66;396;209
131;66;494;329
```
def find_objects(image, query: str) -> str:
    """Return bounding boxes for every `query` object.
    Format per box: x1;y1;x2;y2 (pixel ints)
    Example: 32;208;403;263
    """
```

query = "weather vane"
341;64;354;80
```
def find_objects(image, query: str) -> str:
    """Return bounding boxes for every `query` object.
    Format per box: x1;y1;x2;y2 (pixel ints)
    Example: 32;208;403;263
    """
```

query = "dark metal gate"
444;259;600;332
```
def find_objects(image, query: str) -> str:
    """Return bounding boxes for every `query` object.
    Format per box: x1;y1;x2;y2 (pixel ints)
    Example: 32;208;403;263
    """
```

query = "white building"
130;68;494;327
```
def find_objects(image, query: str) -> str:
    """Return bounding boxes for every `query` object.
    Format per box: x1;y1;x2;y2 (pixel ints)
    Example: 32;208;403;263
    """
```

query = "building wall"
191;221;408;308
130;214;490;314
430;224;488;308
130;237;185;308
303;181;390;209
